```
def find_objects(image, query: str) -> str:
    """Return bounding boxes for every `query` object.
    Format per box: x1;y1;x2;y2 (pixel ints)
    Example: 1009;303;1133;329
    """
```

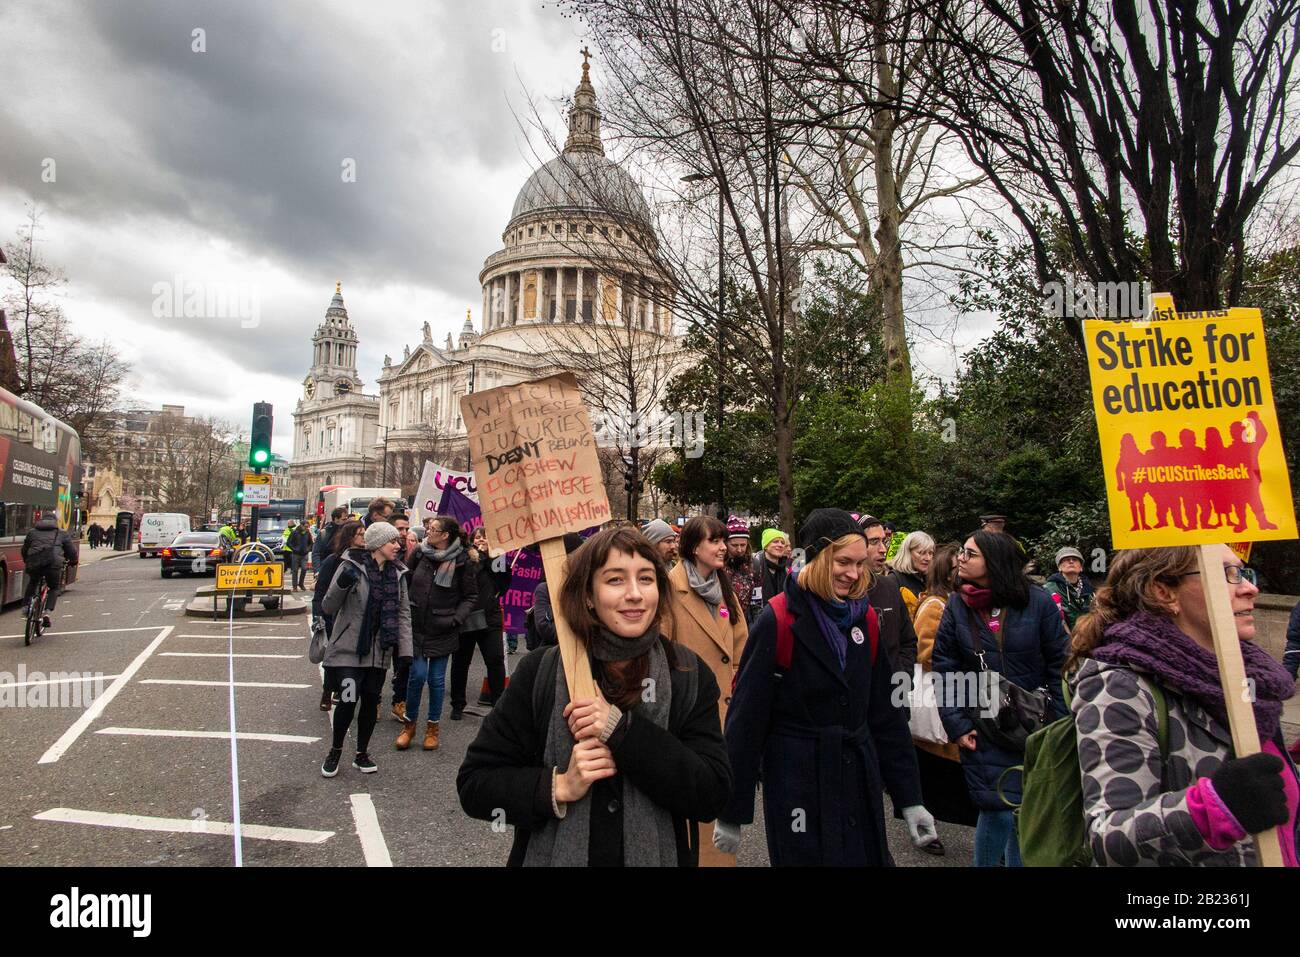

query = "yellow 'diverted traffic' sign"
215;563;283;590
1084;293;1296;550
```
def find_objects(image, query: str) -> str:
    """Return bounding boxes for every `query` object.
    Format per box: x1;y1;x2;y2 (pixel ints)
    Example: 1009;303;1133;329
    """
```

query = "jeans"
974;809;1022;867
506;632;520;653
406;655;449;722
290;553;307;589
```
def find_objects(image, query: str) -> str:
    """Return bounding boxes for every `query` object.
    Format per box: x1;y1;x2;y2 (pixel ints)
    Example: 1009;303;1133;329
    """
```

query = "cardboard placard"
461;373;607;699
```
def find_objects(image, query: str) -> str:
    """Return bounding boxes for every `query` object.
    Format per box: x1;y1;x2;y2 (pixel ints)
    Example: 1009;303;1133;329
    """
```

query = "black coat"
312;523;338;567
407;547;477;658
530;581;557;648
457;640;732;867
468;554;512;632
930;588;1070;810
722;576;923;866
868;574;918;678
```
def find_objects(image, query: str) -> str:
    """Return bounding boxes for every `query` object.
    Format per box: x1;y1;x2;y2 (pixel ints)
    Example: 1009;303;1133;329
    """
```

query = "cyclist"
22;511;78;629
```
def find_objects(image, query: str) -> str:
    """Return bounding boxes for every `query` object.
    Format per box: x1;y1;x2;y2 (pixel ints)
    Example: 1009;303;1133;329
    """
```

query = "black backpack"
25;527;64;570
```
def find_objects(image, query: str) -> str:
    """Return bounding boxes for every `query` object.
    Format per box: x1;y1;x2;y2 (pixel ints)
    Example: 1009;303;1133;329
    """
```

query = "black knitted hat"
798;508;866;562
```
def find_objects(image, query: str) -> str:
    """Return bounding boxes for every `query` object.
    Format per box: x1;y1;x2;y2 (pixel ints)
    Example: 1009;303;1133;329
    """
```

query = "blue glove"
336;566;358;590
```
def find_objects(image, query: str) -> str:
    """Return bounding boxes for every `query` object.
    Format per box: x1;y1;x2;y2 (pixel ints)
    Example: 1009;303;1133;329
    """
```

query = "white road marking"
160;652;301;659
96;727;319;743
177;634;304;641
349;794;393;867
33;808;333;844
37;626;173;765
0;626;162;639
0;674;122;689
140;679;311;689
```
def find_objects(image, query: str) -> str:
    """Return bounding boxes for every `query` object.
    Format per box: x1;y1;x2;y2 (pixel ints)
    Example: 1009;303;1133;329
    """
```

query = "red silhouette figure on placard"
1144;432;1186;530
1117;412;1276;535
1226;411;1277;532
1115;434;1151;531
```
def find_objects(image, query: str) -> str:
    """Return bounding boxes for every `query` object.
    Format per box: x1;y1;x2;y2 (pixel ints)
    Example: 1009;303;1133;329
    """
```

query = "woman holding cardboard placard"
661;515;749;866
456;526;731;866
1067;545;1299;866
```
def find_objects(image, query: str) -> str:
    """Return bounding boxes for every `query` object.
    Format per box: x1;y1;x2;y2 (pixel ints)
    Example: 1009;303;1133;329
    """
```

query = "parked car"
160;532;231;578
140;513;191;558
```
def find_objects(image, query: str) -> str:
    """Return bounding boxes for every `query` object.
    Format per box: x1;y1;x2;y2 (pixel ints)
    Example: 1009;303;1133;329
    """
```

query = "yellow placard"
1085;296;1296;549
215;563;283;590
1228;541;1253;563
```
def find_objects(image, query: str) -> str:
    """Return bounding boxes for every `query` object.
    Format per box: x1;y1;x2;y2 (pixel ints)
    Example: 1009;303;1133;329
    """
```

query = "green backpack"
999;677;1169;867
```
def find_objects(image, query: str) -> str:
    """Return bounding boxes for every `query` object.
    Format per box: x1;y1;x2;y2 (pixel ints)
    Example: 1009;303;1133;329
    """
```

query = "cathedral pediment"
390;342;451;378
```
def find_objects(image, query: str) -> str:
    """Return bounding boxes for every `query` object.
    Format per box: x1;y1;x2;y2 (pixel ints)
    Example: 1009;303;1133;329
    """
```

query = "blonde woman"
889;531;934;618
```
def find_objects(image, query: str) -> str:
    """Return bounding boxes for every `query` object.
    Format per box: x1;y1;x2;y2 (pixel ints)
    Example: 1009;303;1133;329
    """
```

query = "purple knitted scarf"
1091;611;1295;741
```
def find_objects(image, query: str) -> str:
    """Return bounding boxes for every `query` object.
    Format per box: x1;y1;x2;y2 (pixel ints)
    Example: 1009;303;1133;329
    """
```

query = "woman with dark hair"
457;526;731;866
319;522;413;777
661;515;749;866
398;514;477;751
448;524;511;719
312;520;364;712
931;529;1069;866
1068;545;1297;866
717;508;934;866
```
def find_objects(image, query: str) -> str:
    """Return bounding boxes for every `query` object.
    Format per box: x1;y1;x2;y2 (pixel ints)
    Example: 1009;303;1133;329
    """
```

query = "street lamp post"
682;171;727;519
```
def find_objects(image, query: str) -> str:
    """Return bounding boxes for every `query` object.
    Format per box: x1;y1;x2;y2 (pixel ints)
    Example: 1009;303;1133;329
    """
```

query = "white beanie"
364;521;400;551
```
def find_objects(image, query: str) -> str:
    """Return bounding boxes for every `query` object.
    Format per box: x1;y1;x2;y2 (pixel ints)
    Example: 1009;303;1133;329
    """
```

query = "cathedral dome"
510;151;652;226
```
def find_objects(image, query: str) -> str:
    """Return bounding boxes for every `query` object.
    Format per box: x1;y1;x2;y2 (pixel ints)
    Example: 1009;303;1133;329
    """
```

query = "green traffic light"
252;449;270;465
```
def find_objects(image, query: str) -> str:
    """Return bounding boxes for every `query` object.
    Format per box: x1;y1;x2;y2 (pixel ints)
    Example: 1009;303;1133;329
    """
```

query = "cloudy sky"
0;0;983;457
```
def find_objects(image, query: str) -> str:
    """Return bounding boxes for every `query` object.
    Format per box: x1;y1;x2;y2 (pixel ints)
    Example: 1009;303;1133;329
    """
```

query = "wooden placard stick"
540;537;596;701
1197;543;1284;867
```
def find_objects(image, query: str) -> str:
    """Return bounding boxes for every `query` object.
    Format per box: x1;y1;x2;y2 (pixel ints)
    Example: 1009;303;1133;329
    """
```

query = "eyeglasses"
1180;566;1258;586
865;536;888;547
957;548;981;560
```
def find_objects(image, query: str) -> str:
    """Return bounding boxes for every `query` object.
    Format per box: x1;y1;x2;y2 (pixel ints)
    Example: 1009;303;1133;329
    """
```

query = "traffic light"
234;480;245;504
249;401;273;469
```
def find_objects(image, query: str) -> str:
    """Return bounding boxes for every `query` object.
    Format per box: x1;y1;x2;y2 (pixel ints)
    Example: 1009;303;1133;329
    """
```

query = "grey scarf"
684;560;723;613
421;539;463;587
524;641;677;867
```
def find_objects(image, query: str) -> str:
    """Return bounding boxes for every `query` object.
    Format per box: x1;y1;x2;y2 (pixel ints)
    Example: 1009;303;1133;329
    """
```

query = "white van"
139;513;191;557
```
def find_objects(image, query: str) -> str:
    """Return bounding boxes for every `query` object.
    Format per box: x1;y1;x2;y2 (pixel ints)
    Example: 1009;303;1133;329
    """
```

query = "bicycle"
25;578;50;646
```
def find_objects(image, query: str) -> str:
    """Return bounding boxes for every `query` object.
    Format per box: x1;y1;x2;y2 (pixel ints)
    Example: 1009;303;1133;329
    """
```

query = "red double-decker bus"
0;387;82;605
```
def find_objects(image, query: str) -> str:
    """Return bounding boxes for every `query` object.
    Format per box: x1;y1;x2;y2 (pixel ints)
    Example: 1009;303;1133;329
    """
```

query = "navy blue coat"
931;588;1070;810
722;576;923;866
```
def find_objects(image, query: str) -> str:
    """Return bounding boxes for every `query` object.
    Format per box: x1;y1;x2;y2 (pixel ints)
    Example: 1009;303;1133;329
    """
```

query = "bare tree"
920;0;1300;315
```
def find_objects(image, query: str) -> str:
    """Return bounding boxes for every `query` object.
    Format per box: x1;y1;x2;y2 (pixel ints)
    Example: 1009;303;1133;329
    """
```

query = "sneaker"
41;615;52;629
450;707;464;721
391;700;407;722
321;748;342;777
353;752;377;773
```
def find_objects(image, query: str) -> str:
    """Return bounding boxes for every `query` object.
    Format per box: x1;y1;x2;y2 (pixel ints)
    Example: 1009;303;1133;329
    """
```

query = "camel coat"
663;560;749;866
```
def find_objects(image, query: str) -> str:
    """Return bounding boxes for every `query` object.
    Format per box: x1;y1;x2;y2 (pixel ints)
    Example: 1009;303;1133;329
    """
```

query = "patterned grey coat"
1072;657;1289;867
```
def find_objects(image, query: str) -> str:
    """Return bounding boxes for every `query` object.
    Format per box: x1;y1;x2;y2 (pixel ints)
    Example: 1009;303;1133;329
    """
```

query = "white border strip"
0;626;161;639
349;794;393;867
37;626;172;765
95;727;319;743
33;807;333;844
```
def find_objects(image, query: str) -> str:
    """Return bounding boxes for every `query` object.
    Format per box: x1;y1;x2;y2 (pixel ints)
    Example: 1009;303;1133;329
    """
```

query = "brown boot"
423;720;440;751
395;719;417;750
391;700;407;723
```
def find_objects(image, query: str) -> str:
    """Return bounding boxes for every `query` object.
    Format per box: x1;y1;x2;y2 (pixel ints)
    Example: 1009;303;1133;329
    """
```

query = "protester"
457;526;732;866
398;515;477;751
1043;546;1096;631
526;533;585;650
450;525;512;719
662;515;749;866
641;519;679;568
1066;545;1298;866
722;515;757;624
860;515;918;679
931;530;1069;866
890;531;935;618
319;521;413;777
909;542;978;849
750;528;790;617
286;520;312;591
313;521;365;711
718;508;935;865
365;497;395;528
390;511;418;564
313;506;348;570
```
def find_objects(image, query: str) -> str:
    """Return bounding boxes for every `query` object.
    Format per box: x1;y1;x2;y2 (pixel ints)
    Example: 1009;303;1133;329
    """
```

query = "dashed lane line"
95;727;319;744
349;794;393;867
37;626;173;765
33;808;334;844
140;679;311;689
